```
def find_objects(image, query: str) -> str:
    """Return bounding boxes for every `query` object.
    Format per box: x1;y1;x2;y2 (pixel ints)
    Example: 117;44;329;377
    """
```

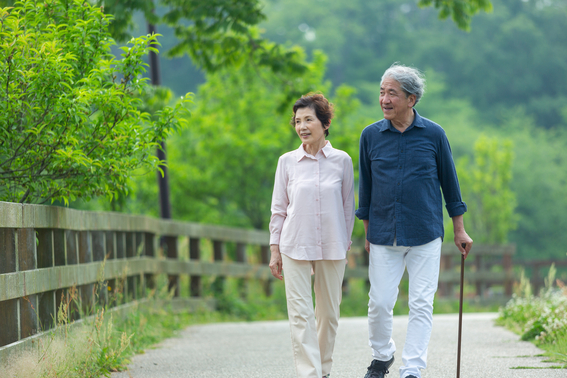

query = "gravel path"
112;313;564;378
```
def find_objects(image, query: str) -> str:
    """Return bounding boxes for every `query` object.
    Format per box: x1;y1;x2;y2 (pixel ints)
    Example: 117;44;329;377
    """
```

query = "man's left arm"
437;132;473;258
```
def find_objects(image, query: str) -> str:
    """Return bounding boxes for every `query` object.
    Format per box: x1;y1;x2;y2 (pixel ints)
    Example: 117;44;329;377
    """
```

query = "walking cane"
456;243;466;378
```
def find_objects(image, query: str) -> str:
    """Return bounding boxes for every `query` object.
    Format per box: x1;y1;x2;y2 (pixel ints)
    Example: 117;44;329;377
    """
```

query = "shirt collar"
295;141;333;161
379;109;426;132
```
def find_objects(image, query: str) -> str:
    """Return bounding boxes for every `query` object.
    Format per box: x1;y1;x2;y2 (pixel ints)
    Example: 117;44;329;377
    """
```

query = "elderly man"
356;64;473;378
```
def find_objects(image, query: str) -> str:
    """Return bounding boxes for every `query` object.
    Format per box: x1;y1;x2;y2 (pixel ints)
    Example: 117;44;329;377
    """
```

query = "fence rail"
0;201;530;360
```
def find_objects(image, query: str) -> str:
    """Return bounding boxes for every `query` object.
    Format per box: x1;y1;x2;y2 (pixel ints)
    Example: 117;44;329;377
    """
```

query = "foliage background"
4;0;565;263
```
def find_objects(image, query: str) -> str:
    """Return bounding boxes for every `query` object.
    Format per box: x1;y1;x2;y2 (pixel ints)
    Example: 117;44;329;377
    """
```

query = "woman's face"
294;107;327;146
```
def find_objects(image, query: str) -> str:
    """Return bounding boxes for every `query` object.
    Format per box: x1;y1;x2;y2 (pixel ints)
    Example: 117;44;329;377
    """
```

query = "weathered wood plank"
1;202;270;245
0;228;16;274
0;258;276;301
0;202;22;228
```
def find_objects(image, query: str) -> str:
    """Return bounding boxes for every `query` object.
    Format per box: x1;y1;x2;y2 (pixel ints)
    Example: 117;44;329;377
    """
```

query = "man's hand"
452;215;473;259
455;231;473;259
363;219;370;253
269;244;283;280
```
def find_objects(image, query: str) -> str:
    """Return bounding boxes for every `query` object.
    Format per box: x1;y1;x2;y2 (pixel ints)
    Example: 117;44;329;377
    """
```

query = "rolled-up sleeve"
437;132;467;218
269;156;288;245
342;156;356;249
355;129;371;220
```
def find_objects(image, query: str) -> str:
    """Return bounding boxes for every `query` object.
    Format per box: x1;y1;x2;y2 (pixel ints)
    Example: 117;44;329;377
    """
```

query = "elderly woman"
269;93;355;378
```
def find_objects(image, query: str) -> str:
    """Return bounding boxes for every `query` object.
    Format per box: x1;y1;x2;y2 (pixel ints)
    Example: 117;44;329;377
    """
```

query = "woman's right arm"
268;156;289;280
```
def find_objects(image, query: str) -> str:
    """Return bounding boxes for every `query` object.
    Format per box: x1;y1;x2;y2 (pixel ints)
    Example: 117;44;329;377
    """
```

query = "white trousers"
282;254;346;378
368;237;442;378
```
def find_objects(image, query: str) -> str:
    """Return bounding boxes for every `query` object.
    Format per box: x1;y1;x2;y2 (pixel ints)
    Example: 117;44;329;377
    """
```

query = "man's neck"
390;109;415;133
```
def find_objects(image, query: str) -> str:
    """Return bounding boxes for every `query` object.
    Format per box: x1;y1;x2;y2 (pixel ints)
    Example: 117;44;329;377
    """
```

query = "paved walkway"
112;313;564;377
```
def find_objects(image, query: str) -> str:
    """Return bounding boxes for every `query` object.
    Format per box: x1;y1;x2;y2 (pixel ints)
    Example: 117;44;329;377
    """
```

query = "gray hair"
381;63;426;106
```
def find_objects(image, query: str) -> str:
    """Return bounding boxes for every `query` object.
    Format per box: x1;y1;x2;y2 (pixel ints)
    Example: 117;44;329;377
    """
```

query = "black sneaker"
363;357;395;378
405;376;418;378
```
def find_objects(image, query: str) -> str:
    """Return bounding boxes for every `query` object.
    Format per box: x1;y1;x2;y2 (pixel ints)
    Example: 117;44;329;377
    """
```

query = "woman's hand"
269;245;283;281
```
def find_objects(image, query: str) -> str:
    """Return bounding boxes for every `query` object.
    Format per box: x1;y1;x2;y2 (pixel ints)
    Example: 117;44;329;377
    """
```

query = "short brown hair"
290;93;334;137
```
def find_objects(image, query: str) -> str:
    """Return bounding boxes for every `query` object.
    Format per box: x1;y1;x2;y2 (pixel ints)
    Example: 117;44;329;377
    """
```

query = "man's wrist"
452;215;465;233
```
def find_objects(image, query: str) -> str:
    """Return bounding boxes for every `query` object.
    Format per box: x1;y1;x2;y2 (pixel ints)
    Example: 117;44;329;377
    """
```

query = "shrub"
0;0;190;204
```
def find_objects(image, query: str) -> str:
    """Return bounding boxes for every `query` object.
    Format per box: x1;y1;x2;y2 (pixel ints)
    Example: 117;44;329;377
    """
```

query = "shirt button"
399;166;402;169
397;182;400;186
316;199;319;201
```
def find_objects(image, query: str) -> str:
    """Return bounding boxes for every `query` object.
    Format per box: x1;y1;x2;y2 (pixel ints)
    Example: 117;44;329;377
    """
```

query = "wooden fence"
0;201;519;361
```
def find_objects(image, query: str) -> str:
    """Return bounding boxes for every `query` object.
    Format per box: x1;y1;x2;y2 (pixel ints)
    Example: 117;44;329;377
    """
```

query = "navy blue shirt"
355;110;467;246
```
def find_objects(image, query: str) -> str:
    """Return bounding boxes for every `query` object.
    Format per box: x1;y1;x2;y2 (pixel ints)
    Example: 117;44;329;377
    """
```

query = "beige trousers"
282;254;346;378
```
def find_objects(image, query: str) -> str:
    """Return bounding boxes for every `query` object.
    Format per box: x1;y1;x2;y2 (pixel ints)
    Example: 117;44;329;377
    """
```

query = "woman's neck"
304;139;327;156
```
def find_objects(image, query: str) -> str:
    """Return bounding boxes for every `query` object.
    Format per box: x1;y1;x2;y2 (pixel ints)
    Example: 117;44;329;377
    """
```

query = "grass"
496;264;567;368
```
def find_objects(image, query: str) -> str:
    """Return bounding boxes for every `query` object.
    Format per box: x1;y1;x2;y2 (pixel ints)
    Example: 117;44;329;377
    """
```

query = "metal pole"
147;22;171;221
457;243;466;378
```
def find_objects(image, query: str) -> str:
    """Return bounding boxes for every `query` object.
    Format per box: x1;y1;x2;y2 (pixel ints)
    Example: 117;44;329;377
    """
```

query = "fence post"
212;241;225;295
65;230;77;265
37;229;56;331
19;228;39;339
52;229;65;267
116;232;125;259
144;232;155;293
0;228;19;347
166;236;179;297
260;245;272;296
36;229;53;269
92;231;107;306
190;237;201;297
135;232;144;298
125;232;136;301
78;231;94;316
236;243;247;298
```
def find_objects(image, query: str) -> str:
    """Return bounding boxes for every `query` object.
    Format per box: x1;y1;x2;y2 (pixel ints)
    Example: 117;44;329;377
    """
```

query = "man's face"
379;78;415;123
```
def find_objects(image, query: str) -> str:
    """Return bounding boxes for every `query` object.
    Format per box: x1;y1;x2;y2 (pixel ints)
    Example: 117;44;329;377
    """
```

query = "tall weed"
497;263;567;366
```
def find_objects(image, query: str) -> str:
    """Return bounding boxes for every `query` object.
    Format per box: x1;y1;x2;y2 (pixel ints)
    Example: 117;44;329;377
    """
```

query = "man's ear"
408;94;417;107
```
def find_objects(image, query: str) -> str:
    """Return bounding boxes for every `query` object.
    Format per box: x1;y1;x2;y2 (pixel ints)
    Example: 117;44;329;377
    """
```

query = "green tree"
95;0;490;71
168;51;328;229
418;0;492;30
0;0;190;204
98;0;308;80
455;135;517;244
503;115;567;260
119;52;370;231
261;0;567;127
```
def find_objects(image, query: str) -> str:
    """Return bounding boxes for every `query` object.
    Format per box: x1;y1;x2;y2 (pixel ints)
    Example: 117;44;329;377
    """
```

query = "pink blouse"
269;142;355;260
